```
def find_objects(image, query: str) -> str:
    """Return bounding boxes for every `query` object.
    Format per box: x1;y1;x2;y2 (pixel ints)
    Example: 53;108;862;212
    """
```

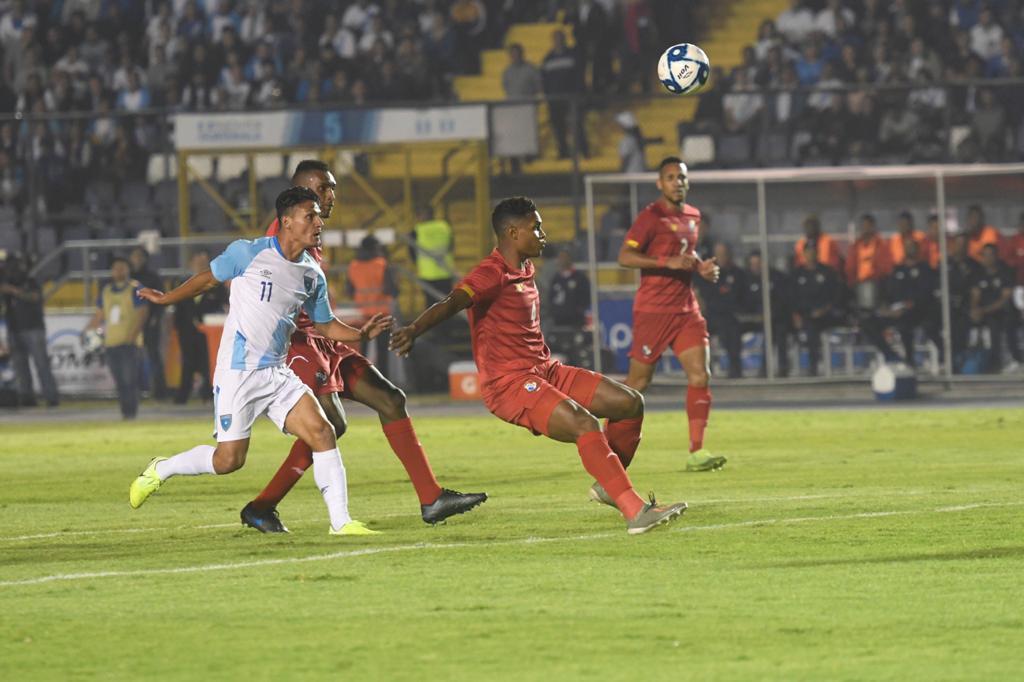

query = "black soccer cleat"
240;502;289;533
421;488;488;525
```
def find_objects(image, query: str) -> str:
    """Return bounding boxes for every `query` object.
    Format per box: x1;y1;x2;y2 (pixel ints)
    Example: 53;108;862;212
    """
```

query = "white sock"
312;448;351;530
155;445;217;480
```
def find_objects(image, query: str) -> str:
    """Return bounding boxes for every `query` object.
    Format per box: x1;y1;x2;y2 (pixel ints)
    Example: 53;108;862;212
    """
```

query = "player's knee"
310;418;337;451
689;370;710;388
330;414;348;439
571;410;602;437
625;387;644;417
380;386;407;421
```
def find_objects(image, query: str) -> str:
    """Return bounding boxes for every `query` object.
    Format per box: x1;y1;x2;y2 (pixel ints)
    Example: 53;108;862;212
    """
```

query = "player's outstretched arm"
390;288;472;357
137;270;220;306
314;313;394;344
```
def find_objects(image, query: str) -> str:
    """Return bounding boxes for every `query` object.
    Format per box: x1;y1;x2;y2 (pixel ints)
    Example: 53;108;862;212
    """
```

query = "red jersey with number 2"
457;249;550;387
624;201;702;314
266;217;324;332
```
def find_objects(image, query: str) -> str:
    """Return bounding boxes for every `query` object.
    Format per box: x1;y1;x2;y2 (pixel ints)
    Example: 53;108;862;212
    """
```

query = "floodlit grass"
1;408;1022;681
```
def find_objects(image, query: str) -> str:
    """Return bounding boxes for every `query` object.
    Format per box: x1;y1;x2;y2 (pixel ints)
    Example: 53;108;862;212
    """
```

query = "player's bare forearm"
314;318;366;343
391;288;470;356
139;271;219;306
619;245;696;271
315;314;393;344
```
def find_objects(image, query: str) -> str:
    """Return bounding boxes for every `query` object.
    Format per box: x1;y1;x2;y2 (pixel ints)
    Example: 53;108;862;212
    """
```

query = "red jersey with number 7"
456;249;550;386
624;201;702;314
266;217;325;332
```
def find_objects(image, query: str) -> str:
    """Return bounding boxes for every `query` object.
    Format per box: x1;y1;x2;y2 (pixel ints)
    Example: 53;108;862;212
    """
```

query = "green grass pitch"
1;407;1022;681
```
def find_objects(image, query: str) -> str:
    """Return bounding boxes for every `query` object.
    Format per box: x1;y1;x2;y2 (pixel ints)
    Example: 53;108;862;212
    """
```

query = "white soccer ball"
657;43;711;95
82;327;104;354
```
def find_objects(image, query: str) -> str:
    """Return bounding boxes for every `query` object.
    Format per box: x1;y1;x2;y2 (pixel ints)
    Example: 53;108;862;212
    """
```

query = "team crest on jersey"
642;345;653;357
515;283;526;292
315;370;328;386
219;414;232;431
524;380;539;392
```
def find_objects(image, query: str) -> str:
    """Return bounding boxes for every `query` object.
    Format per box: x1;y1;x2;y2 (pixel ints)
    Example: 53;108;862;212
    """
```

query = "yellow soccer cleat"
685;448;727;472
129;457;167;509
328;520;382;536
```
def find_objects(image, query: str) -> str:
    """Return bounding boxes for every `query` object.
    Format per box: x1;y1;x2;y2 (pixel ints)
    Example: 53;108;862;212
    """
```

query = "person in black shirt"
0;253;59;406
861;240;943;368
740;249;792;377
970;243;1021;372
947;233;982;369
541;30;588;159
792;242;846;376
697;243;746;378
129;246;168;400
547;248;591;366
172;251;227;404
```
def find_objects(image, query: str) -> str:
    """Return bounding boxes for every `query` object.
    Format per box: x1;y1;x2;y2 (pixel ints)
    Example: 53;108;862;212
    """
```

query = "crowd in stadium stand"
685;0;1024;165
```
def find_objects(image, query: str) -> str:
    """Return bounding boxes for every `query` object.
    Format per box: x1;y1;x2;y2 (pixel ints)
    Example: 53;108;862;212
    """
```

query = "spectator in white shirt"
969;8;1004;60
814;0;854;37
776;0;815;43
723;69;764;133
358;14;393;53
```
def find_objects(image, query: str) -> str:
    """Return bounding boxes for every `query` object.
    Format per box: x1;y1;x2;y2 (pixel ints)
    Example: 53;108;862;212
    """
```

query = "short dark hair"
292;159;330;182
276;186;319;224
658;156;684;174
491;196;537;237
860;213;876;224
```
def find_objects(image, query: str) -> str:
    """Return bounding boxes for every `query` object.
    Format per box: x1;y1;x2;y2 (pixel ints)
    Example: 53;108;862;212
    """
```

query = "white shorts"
212;365;313;442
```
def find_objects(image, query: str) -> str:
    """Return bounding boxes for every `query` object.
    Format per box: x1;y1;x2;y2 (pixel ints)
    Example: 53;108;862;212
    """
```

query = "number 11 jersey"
624;201;702;314
209;236;333;371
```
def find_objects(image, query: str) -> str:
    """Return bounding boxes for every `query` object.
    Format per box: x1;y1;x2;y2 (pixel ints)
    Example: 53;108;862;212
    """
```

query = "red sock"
382;417;443;505
577;431;645;519
605;416;643;468
251;439;313;510
686;386;712;452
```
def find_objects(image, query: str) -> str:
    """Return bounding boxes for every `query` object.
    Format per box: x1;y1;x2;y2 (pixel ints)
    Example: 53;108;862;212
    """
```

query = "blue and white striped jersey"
210;236;333;370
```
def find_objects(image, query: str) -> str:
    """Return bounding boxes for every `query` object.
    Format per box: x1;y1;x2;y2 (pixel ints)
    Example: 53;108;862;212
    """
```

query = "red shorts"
482;359;603;437
629;310;708;364
285;333;371;398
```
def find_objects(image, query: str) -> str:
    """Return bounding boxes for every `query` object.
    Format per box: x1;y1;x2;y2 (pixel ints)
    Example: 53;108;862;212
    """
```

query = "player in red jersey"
618;157;726;472
240;160;486;533
390;197;688;534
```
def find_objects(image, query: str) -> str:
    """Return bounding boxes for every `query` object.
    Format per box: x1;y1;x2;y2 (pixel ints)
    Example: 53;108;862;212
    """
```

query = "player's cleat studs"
588;482;617;508
626;495;688;535
240;502;289;533
128;457;167;509
329;520;382;536
421;488;488;525
685;449;727;472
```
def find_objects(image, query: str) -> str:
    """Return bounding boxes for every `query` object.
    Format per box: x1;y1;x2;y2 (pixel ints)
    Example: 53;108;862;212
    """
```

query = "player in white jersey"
127;187;391;536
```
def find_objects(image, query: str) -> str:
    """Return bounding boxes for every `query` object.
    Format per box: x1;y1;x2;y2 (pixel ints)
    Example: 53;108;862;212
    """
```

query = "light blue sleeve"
302;269;334;324
210;239;266;282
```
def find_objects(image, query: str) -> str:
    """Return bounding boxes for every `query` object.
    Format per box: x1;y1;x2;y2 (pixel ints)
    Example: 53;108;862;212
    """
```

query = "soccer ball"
81;327;104;354
658;43;711;95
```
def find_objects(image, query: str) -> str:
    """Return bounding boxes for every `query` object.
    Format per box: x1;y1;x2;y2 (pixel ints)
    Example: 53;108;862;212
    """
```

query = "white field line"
0;488;1011;543
1;501;1020;588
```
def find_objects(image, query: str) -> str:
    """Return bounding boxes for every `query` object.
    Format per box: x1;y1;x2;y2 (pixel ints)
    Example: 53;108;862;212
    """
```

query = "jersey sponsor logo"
523;380;539;392
259;269;272;277
219;414;233;431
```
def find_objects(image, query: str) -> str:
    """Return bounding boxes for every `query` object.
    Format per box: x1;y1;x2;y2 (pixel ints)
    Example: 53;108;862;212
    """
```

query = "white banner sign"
174;106;488;149
42;312;116;398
